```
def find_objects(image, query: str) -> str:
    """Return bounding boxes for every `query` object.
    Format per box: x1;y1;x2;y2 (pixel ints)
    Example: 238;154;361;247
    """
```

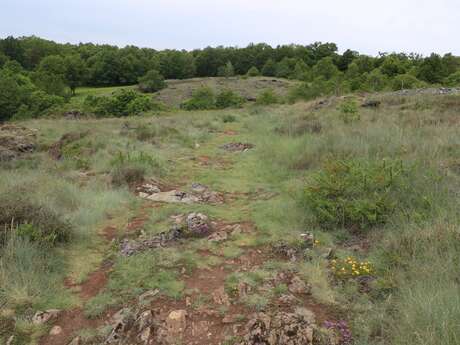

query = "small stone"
288;276;311;294
166;310;187;341
207;231;228;242
138;289;159;304
222;315;240;324
67;336;82;345
212;286;230;306
139;327;152;342
32;309;60;325
49;325;63;336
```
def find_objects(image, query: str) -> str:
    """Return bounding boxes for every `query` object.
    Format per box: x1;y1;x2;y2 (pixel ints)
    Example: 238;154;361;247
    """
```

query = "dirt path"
39;130;338;345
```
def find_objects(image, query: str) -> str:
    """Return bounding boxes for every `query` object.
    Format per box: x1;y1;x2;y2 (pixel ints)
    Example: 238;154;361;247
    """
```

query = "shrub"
84;89;155;117
110;151;164;186
256;89;280;105
217;61;235;78
444;71;460;87
391;74;426;91
338;98;360;123
215;90;244;109
0;194;73;246
303;159;422;231
247;66;260;77
181;87;216;110
138;69;166;93
222;114;237;123
126;95;154;115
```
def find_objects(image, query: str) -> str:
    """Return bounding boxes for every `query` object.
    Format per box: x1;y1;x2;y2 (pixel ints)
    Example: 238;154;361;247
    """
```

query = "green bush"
256;89;280;105
0;194;73;246
181;87;216;110
84;89;155;117
215;90;245;109
303;159;423;231
138;69;166;93
222;114;237;123
247;66;260;77
391;74;426;91
338;98;360;123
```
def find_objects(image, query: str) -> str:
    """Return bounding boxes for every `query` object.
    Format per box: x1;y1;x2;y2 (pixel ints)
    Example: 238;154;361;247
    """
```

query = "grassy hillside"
1;89;459;345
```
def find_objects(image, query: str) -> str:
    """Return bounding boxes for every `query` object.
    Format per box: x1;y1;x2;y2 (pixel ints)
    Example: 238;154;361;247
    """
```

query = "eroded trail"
39;130;338;345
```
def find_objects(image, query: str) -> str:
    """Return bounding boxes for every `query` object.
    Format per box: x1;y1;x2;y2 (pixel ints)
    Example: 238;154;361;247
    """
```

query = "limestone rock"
68;336;82;345
49;325;63;336
165;310;187;342
288;276;311;294
32;309;60;324
212;286;230;306
238;310;316;345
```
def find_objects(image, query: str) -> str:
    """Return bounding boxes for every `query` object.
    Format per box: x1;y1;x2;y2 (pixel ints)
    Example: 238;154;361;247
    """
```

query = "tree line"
1;35;460;121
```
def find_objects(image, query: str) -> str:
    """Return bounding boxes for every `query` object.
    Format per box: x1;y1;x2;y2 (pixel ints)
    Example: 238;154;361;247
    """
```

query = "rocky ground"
14;126;343;345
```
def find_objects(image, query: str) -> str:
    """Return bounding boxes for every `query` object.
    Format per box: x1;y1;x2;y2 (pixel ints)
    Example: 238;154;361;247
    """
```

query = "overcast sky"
1;0;458;55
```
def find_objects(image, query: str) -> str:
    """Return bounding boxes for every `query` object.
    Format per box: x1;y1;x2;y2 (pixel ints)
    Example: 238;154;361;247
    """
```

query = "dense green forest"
1;35;460;121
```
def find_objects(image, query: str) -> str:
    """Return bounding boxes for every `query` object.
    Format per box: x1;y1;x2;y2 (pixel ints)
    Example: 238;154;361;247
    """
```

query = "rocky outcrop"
0;124;37;161
120;212;212;256
238;309;316;345
103;307;189;345
137;182;224;205
31;309;61;325
220;142;254;152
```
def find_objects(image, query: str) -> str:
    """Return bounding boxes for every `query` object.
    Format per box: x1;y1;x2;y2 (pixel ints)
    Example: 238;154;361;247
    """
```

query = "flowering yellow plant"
330;256;373;279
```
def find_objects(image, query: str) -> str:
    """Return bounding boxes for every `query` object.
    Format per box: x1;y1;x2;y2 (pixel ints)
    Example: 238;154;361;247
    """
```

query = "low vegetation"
1;38;460;345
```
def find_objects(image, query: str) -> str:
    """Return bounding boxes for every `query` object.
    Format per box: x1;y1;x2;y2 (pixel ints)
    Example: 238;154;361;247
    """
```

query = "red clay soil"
102;225;118;241
39;309;107;345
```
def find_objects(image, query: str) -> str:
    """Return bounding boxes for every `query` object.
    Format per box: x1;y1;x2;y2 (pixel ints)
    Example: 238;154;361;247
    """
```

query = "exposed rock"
361;100;381;108
238;310;316;345
120;212;213;255
288;276;311;294
138;289;160;304
212;286;231;306
190;182;208;193
300;232;315;248
393;87;460;96
207;230;228;242
165;310;187;342
220;142;255;152
139;183;161;194
140;190;199;204
186;212;211;237
49;325;63;336
64;110;84;119
32;309;60;324
6;336;14;345
278;294;298;305
120;226;184;256
68;336;82;345
189;183;225;204
105;308;157;345
271;242;300;262
0;124;37;162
